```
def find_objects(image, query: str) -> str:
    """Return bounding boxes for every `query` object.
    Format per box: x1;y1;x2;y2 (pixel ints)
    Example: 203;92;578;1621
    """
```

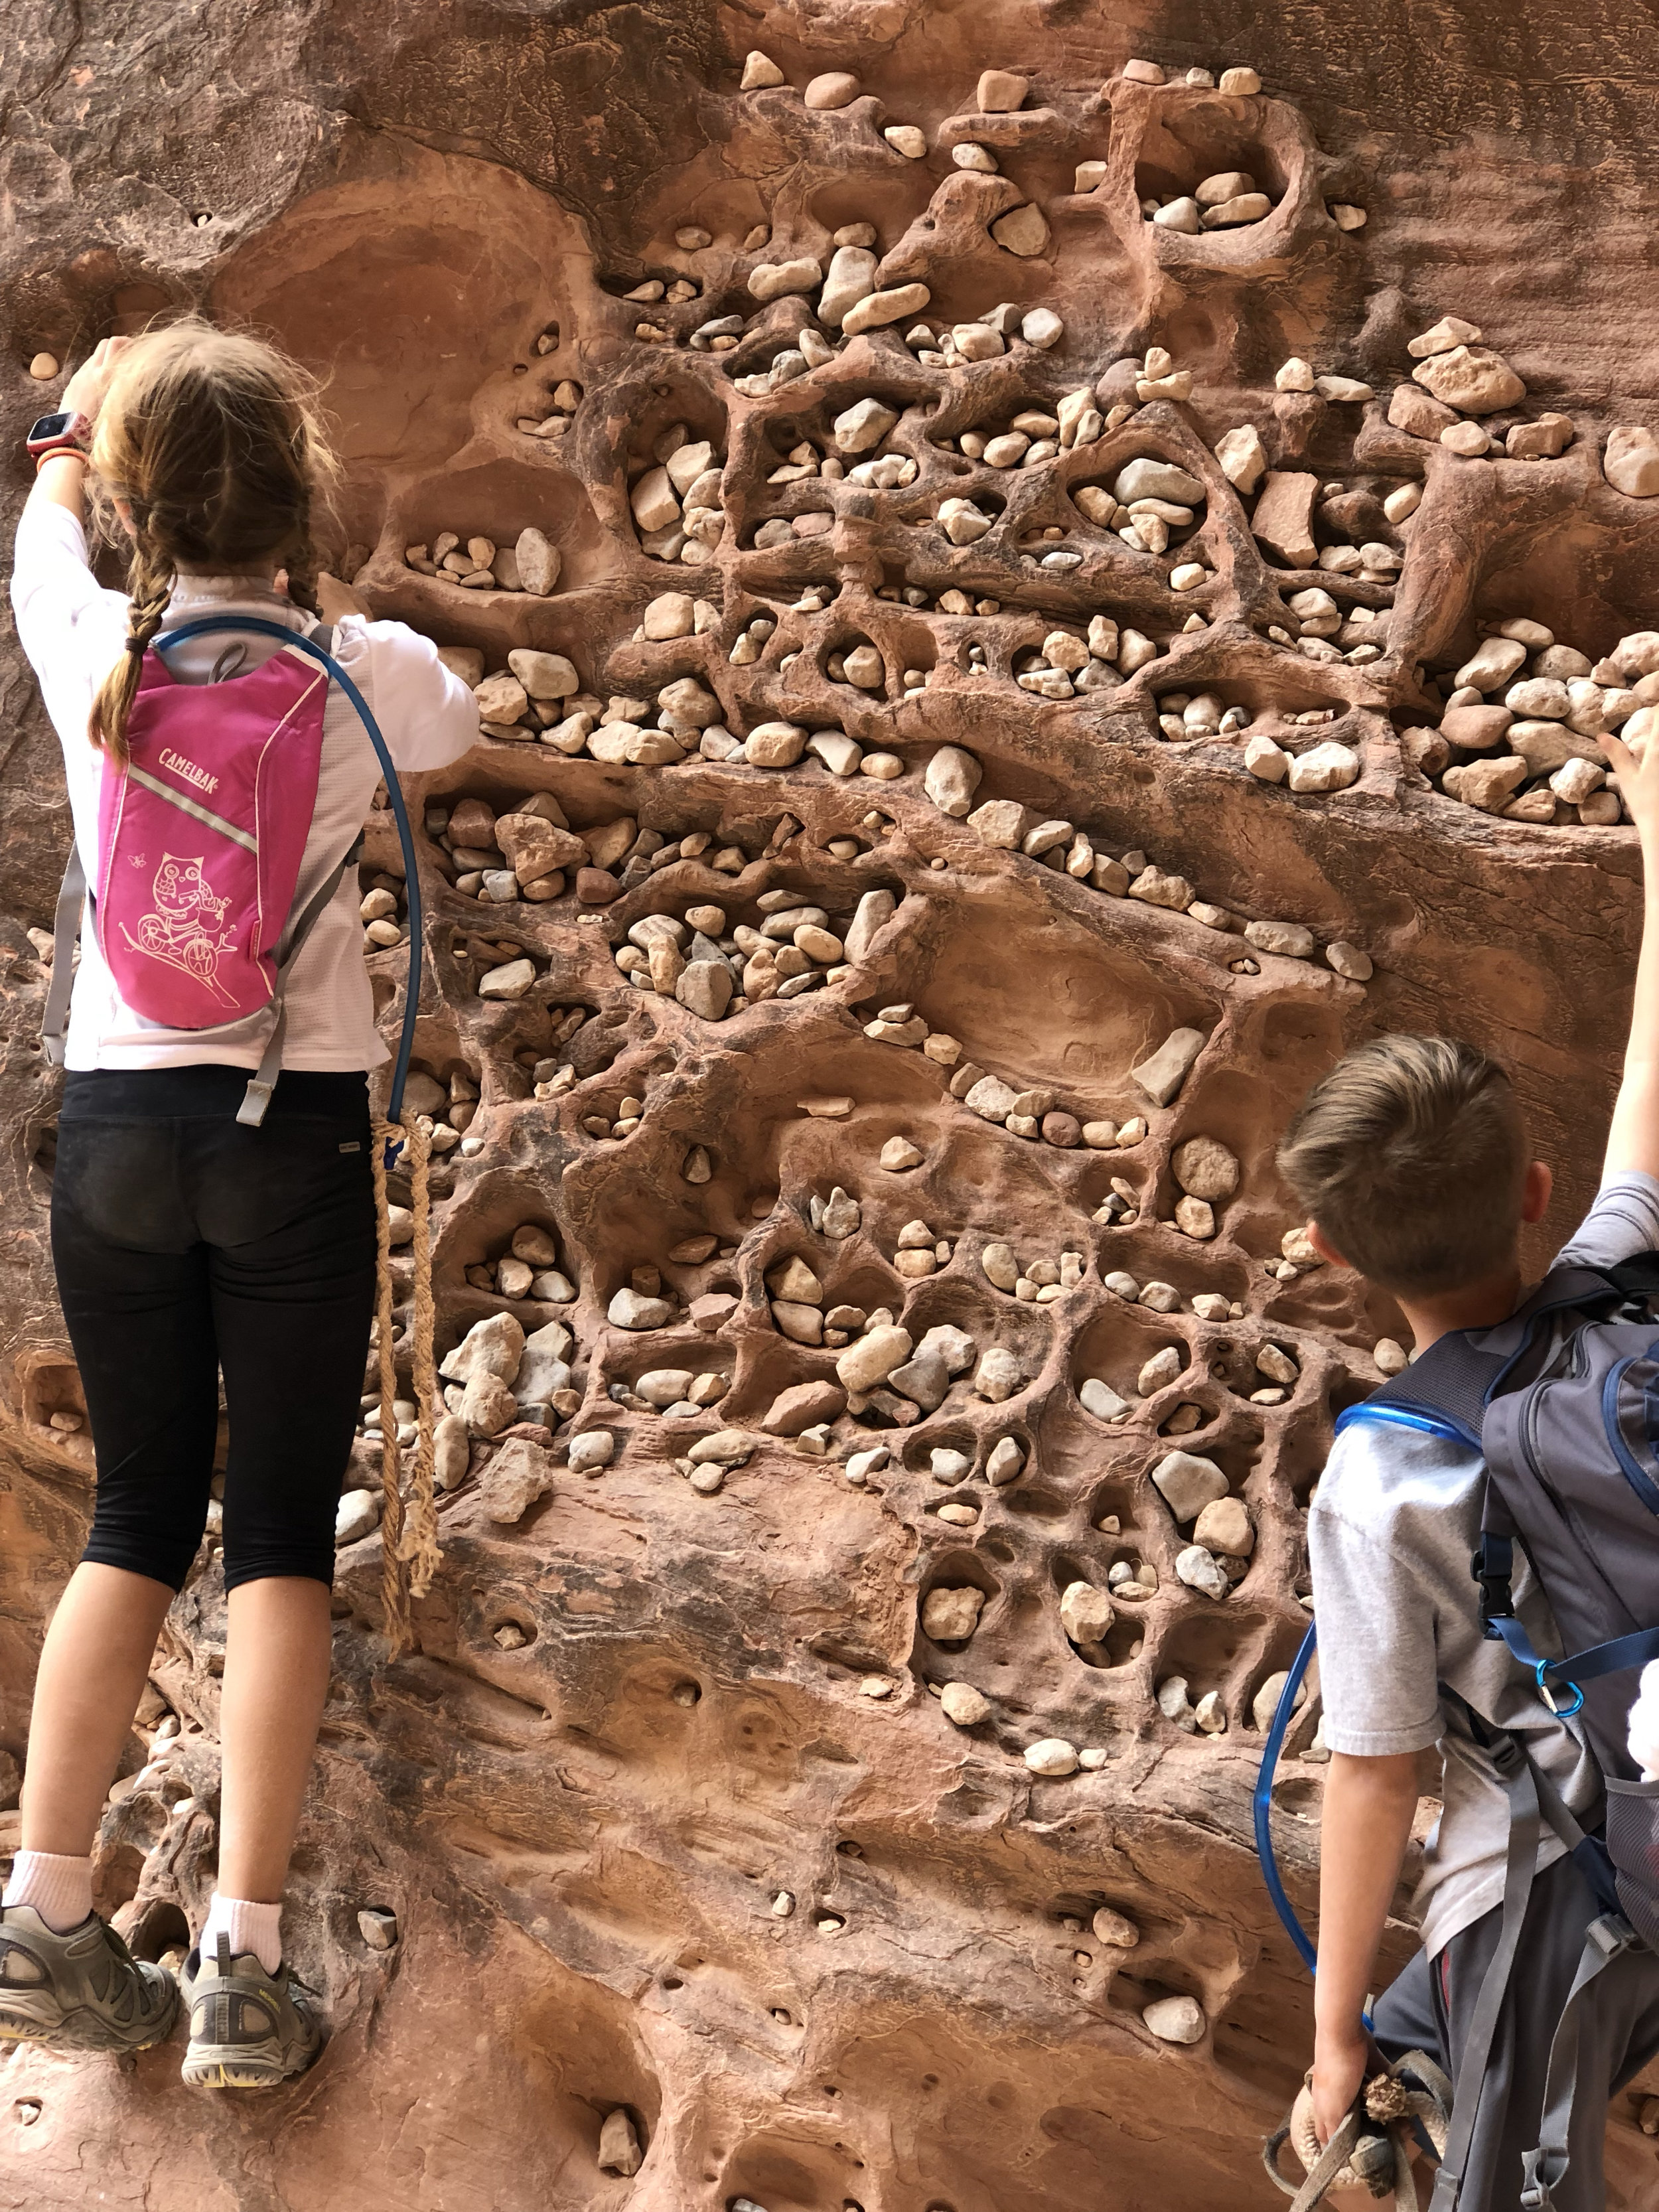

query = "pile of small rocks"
900;300;1066;368
1116;59;1262;94
1149;1449;1253;1601
464;934;541;1003
874;581;1001;619
1406;619;1656;826
766;1271;995;1430
612;887;857;1021
702;715;895;778
606;1265;685;1333
980;1242;1090;1300
816;634;924;707
439;1310;583;1444
1073;453;1210;565
1162;1134;1242;1239
1153;688;1254;740
1157;1675;1230;1735
403;526;561;596
390;1065;485;1161
358;872;407;953
886;1218;954;1277
431;793;758;912
537;669;751;769
1269;357;1376;407
428;791;583;903
624;273;703;346
936;392;1104;474
579;1088;649;1143
1246;1340;1300;1405
461;1220;576;1305
727;609;778;664
515;377;583;441
1386;317;1569;461
1141;166;1277;234
1241;461;1407;613
766;394;918;491
607;1361;730;1418
954;1070;1094;1149
628;421;727;564
1003;615;1163;699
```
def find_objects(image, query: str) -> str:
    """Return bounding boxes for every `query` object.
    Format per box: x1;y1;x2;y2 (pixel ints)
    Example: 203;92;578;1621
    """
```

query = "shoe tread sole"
181;2034;319;2089
0;1986;177;2053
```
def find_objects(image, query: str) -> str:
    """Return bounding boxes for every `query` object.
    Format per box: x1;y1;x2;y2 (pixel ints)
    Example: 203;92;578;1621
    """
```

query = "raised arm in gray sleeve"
1553;1171;1659;1271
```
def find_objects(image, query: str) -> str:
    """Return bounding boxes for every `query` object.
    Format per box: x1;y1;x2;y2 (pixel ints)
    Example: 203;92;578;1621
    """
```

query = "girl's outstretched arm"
27;338;128;529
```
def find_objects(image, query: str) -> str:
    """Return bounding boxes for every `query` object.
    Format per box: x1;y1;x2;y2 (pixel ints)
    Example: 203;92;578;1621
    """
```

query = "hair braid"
89;534;175;771
285;479;321;616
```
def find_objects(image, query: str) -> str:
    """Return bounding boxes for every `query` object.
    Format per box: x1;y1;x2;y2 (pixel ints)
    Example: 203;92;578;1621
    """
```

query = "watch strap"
26;411;93;460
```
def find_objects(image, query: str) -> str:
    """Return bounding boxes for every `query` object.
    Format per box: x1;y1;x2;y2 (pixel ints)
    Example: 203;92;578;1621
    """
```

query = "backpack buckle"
236;1078;274;1129
1535;1659;1584;1718
1587;1911;1634;1958
1472;1538;1516;1634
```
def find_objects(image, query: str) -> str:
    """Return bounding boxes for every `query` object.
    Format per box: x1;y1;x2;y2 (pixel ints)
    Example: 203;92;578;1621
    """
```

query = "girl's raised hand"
1603;723;1659;846
60;336;131;423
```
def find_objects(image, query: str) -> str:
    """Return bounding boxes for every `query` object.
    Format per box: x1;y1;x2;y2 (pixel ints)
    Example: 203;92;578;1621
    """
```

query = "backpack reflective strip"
124;763;259;853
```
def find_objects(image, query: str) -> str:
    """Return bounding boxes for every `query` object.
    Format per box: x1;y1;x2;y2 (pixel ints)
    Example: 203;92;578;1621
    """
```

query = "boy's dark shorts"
1372;1852;1659;2212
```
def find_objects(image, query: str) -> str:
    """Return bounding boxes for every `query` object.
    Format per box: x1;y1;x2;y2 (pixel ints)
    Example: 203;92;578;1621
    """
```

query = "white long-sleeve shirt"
11;499;479;1070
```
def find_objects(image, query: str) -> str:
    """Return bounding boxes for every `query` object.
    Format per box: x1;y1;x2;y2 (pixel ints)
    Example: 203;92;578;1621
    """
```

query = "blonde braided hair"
86;317;340;768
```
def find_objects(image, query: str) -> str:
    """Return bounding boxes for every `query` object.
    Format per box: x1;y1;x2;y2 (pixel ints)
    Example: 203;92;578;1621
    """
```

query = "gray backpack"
1263;1252;1659;2210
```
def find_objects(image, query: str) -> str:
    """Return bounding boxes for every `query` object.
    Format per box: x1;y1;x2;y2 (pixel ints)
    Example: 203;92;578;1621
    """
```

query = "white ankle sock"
199;1893;283;1976
3;1851;94;1933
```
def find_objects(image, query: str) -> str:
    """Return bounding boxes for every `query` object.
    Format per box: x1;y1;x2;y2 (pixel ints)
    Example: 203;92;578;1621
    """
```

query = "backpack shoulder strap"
234;836;361;1128
1334;1332;1493;1451
1334;1261;1638;1452
40;843;88;1069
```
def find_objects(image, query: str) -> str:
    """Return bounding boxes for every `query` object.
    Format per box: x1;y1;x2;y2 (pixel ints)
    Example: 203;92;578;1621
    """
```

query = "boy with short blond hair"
1280;724;1659;2211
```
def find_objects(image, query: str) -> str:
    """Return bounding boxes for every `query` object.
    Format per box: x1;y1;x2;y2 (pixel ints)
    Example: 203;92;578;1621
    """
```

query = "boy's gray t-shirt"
1309;1171;1659;1958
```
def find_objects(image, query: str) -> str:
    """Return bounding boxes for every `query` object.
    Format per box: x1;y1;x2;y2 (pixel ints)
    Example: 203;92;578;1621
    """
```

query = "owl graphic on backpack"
117;852;238;1000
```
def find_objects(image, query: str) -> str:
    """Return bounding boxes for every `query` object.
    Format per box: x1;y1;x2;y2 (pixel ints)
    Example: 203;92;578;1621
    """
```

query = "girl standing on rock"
1;323;477;2083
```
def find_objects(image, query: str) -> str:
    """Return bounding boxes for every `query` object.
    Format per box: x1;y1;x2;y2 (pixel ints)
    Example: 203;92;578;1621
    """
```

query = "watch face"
28;412;74;443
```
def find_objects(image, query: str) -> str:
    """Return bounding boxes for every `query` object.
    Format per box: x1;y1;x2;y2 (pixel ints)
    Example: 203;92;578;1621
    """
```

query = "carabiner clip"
1536;1659;1585;1718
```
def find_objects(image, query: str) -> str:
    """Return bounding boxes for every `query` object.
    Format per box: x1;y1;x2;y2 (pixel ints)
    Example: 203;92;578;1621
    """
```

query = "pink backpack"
98;641;328;1027
43;616;425;1133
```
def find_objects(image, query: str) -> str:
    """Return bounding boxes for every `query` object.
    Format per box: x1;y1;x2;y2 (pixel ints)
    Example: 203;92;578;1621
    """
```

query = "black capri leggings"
50;1065;377;1593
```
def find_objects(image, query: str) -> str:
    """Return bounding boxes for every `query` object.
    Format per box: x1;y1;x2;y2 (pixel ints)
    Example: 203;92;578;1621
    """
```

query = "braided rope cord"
370;1115;443;1657
396;1116;441;1598
370;1120;410;1653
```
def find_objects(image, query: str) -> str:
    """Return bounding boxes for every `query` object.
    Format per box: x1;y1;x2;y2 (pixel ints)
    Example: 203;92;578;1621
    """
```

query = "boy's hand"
1312;2022;1370;2144
60;335;130;424
1605;725;1659;845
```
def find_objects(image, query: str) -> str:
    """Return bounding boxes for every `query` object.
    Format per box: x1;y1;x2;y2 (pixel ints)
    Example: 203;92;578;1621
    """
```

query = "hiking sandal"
0;1903;178;2053
1264;2055;1451;2210
179;1933;322;2089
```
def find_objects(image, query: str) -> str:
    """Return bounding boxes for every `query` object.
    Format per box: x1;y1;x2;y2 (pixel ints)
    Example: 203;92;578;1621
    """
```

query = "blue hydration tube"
152;615;423;1151
1254;1620;1320;1974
